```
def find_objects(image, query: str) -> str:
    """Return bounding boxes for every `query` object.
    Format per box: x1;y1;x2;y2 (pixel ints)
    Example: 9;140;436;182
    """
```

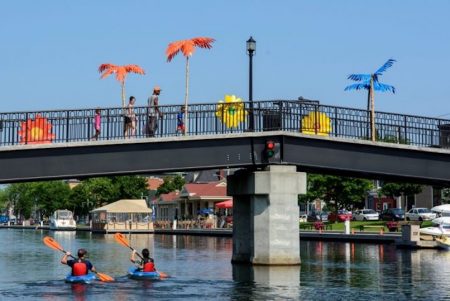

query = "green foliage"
380;182;423;198
299;174;373;212
156;175;185;196
442;188;450;203
112;176;148;199
0;188;8;211
3;175;150;219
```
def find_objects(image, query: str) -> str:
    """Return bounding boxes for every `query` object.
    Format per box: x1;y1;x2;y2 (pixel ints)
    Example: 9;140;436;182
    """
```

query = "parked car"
328;209;352;222
380;208;405;221
307;212;329;222
353;209;379;221
406;208;436;221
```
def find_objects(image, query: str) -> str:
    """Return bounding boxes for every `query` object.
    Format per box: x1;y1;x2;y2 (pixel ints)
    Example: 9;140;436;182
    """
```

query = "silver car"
353;209;379;221
406;208;436;221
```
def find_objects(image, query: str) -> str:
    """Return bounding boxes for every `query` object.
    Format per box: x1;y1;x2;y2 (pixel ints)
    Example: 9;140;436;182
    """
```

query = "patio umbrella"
215;200;233;209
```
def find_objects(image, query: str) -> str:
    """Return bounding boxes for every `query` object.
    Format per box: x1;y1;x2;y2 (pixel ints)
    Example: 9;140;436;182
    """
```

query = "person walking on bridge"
124;96;137;138
147;86;163;137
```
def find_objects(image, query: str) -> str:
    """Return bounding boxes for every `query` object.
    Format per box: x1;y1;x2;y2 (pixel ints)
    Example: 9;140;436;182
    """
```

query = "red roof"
158;191;180;202
184;182;227;197
147;177;164;190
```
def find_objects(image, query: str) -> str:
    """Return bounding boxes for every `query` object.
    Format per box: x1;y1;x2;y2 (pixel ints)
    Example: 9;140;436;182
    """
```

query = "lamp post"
246;36;256;131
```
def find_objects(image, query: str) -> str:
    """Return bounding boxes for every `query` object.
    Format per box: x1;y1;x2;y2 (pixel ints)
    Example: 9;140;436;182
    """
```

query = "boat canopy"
54;210;73;219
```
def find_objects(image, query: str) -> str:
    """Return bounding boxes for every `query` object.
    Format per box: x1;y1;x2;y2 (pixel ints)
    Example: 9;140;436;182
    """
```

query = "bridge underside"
1;132;450;184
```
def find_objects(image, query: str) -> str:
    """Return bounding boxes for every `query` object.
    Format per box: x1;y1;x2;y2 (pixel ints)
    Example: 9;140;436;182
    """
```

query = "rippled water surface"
1;229;450;300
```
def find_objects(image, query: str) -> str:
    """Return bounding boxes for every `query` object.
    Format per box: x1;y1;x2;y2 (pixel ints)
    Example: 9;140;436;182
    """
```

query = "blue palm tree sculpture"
345;59;396;141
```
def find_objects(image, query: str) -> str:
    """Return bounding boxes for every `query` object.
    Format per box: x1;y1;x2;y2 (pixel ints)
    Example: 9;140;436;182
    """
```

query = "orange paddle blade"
43;236;64;252
95;271;114;282
114;233;131;248
159;272;169;278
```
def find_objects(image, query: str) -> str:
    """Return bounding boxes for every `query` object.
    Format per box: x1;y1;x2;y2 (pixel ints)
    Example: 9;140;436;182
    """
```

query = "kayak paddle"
113;232;168;278
43;236;114;282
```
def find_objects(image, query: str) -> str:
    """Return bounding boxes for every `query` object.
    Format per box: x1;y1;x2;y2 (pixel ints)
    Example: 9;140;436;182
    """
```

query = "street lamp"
247;36;256;131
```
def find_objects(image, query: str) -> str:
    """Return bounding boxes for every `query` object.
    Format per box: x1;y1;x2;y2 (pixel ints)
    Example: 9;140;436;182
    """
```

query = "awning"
215;200;233;209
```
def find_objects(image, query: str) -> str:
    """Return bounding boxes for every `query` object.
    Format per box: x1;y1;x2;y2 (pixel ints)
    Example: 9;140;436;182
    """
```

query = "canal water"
1;229;450;301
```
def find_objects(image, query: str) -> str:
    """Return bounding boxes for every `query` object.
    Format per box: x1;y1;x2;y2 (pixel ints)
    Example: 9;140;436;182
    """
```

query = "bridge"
2;100;450;265
1;100;449;184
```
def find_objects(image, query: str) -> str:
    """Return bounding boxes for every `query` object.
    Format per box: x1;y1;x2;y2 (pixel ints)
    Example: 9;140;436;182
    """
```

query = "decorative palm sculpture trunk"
166;37;215;135
345;59;396;141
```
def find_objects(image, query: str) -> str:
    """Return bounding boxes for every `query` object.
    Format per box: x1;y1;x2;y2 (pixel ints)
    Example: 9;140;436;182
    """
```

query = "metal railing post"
66;111;70;143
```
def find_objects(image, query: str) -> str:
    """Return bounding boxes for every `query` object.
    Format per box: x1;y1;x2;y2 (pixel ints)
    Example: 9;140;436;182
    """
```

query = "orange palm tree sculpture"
98;64;145;108
166;37;215;134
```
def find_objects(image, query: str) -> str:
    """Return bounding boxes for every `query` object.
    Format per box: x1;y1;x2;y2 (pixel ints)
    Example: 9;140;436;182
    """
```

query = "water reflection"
71;283;88;301
3;230;450;300
232;264;301;299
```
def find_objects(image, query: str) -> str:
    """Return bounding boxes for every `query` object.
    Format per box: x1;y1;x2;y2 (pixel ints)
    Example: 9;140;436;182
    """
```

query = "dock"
0;224;442;249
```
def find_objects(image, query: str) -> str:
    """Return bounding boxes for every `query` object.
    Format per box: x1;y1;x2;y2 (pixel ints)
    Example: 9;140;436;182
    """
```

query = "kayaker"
61;248;96;276
130;248;156;272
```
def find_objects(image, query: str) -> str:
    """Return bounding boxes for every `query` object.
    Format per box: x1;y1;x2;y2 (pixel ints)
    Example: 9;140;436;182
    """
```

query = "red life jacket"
72;261;88;276
143;261;155;272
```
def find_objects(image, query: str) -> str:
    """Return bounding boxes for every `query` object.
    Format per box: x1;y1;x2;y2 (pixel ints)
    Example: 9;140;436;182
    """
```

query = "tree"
380;182;423;210
30;181;72;219
0;188;8;212
1;181;72;220
6;183;33;219
345;59;396;141
166;37;215;134
98;63;145;108
112;176;148;200
156;175;185;196
300;174;373;214
79;177;117;208
71;176;149;216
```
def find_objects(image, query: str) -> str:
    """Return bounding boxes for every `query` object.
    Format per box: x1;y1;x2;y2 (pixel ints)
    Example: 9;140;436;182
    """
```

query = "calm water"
1;229;450;301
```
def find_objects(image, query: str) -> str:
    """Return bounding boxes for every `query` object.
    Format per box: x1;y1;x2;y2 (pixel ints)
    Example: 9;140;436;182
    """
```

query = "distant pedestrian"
124;96;136;138
91;108;101;140
146;86;163;137
176;105;185;135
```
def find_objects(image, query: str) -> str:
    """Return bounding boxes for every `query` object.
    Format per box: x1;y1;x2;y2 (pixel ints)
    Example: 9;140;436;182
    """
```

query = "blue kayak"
65;273;97;283
128;267;161;280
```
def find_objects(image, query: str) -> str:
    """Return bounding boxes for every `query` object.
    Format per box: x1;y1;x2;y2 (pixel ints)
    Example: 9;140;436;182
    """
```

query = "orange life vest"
143;261;155;272
72;261;88;276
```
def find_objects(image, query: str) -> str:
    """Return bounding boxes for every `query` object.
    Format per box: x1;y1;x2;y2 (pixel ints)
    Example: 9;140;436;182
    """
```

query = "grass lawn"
300;220;432;232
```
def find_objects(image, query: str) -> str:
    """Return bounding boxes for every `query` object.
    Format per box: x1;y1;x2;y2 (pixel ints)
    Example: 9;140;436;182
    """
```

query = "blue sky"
0;0;449;118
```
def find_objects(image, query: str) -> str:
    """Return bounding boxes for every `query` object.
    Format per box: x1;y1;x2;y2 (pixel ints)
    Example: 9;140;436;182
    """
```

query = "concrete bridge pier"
227;165;306;265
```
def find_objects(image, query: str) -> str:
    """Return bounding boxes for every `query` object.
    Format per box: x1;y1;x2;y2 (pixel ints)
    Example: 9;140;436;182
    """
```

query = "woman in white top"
124;96;136;138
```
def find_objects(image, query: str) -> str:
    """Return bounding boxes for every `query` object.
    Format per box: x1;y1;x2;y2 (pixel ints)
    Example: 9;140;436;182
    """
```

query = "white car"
353;209;379;221
406;208;436;221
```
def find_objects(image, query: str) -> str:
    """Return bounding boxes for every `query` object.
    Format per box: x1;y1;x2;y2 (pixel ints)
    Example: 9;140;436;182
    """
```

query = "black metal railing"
0;100;449;149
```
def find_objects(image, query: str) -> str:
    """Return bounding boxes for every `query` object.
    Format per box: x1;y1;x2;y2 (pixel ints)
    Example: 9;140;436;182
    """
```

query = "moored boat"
419;217;450;237
435;236;450;250
49;209;76;231
65;273;97;283
128;267;161;280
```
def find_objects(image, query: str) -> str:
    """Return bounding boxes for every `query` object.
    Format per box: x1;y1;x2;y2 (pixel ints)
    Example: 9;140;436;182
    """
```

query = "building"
90;199;153;232
153;181;232;225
